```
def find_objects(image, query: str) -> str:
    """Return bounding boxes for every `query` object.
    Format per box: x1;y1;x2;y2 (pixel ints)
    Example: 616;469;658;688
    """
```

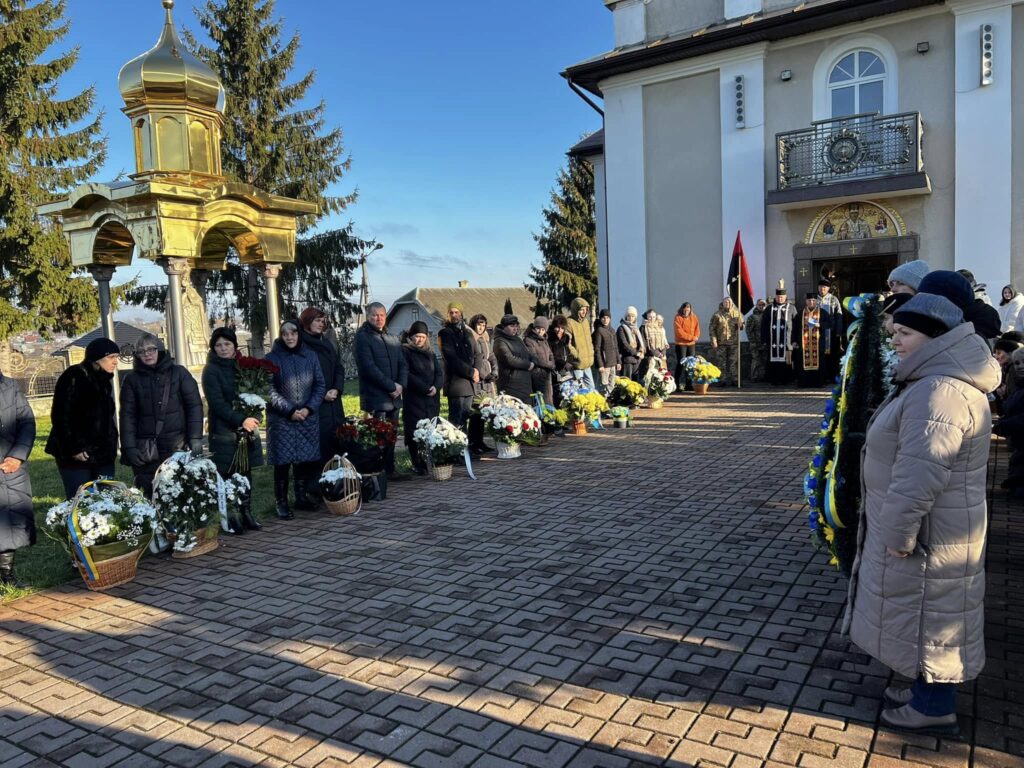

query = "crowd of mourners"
0;267;1019;741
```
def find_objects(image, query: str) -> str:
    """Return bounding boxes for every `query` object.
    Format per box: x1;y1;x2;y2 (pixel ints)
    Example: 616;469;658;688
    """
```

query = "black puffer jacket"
0;374;35;551
301;329;346;459
493;328;535;403
402;342;443;427
593;324;620;368
119;353;203;467
45;362;118;468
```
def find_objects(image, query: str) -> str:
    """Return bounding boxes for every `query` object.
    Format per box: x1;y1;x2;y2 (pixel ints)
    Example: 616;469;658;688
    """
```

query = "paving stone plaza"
0;389;1021;767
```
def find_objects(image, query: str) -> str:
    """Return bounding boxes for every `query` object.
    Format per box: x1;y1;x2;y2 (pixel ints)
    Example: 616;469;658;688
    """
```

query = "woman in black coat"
547;316;577;404
493;315;536;403
45;337;120;500
523;317;555;405
119;333;204;497
0;370;35;587
299;307;345;467
401;321;443;474
201;327;264;531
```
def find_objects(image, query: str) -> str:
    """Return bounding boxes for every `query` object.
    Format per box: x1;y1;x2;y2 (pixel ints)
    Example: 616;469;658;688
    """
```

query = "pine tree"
185;0;358;344
527;153;597;315
0;0;108;339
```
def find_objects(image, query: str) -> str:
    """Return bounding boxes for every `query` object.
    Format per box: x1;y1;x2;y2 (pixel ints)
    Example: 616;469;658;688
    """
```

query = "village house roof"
569;129;604;158
59;321;154;356
388;287;541;329
563;0;943;96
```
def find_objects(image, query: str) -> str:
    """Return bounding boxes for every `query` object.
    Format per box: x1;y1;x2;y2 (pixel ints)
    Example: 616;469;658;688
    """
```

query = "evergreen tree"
0;0;108;339
185;0;358;345
527;153;597;315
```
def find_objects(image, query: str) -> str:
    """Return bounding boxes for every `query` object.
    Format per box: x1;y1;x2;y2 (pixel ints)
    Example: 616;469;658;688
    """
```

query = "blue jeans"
573;368;596;391
910;677;956;716
58;464;116;500
447;395;473;431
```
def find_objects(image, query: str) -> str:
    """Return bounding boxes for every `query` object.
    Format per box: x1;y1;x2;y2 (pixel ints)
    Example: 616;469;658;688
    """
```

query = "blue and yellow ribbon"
66;479;116;582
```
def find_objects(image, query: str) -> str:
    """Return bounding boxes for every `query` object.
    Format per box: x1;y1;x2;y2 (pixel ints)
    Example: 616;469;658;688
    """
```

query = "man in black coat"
0;370;35;587
355;302;407;475
437;302;478;430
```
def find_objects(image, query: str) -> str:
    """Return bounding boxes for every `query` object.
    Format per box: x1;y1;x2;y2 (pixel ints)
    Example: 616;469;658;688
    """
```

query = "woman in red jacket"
673;302;700;385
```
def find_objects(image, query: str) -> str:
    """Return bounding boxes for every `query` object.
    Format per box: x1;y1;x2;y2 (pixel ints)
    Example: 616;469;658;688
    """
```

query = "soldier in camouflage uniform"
709;297;744;386
745;299;768;382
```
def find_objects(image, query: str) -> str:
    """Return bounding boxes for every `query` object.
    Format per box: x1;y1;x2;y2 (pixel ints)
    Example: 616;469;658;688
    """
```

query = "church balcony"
767;111;931;210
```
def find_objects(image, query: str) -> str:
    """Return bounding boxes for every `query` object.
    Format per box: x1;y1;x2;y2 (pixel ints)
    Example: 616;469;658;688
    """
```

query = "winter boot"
274;472;294;520
293;465;316;511
0;552;26;589
240;492;262;530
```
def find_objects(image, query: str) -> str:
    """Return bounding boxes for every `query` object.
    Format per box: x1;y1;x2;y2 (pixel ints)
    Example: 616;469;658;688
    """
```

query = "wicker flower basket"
692;383;709;395
74;537;150;591
430;463;453;482
571;420;588;435
321;455;362;516
496;441;522;459
171;526;220;559
649;397;664;409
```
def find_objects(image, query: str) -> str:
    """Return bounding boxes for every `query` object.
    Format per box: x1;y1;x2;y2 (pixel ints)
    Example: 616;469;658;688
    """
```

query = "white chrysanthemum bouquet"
153;452;248;553
476;393;542;445
45;483;158;554
413;417;468;467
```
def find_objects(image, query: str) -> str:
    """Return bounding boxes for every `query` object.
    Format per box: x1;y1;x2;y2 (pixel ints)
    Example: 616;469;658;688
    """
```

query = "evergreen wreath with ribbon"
803;293;895;574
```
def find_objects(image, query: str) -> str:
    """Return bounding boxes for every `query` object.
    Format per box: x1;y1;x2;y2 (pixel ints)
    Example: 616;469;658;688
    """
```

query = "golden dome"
118;0;225;113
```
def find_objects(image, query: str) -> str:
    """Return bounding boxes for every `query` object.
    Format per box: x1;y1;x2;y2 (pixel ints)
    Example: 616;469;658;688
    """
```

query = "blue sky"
61;0;609;313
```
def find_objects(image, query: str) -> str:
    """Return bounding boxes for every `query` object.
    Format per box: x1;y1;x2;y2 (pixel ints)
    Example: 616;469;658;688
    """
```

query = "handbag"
137;376;172;465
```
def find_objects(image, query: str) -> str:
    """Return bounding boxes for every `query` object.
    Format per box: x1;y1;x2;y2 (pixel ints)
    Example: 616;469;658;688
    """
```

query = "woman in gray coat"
0;372;35;587
844;293;1001;737
492;315;536;403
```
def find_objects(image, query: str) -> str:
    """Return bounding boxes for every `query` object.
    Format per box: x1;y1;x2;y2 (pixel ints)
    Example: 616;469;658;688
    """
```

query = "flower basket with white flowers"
644;362;678;405
44;480;157;590
476;393;542;458
152;452;248;558
413;417;468;481
320;455;362;515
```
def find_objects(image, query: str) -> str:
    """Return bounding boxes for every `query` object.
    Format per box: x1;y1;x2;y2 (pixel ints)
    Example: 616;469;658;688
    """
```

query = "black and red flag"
726;230;755;315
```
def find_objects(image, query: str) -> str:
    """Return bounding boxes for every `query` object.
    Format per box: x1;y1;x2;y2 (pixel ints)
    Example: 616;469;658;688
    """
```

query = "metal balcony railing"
776;111;923;191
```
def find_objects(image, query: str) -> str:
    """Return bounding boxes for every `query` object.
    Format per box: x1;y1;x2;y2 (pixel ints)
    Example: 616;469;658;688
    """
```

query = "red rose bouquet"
337;414;398;449
234;353;279;421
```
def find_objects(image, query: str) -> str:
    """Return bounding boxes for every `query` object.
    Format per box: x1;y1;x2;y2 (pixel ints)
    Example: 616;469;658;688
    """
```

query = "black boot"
274;471;294;520
0;552;25;589
240;493;262;530
227;513;245;535
293;465;316;511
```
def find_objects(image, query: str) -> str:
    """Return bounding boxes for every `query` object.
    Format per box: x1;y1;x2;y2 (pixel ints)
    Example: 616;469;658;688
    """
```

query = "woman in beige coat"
844;292;1001;737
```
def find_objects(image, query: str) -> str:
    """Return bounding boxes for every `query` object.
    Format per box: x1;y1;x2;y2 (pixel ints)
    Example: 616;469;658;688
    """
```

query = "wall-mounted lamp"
916;41;930;54
780;69;792;81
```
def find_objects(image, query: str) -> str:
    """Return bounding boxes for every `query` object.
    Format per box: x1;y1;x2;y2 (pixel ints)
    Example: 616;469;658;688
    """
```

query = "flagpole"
736;246;742;390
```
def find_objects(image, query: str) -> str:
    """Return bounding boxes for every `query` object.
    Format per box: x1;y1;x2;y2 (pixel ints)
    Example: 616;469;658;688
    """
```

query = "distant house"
55;321;159;369
387;286;541;338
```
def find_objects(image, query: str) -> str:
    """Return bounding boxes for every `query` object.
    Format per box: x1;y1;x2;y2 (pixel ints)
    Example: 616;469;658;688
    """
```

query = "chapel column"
159;257;189;364
261;263;282;345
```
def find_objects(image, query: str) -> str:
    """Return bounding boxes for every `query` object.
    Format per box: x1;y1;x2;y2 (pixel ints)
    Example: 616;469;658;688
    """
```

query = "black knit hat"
209;326;238;351
84;337;119;362
994;338;1021;355
409;320;429;336
892;294;964;338
1001;330;1024;344
916;270;974;311
599;308;612;319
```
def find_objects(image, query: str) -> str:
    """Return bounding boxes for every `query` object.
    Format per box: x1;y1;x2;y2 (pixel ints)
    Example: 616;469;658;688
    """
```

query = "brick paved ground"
1;387;1022;768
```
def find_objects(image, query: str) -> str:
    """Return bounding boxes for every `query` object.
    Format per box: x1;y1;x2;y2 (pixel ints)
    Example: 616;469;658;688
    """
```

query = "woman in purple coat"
266;321;326;519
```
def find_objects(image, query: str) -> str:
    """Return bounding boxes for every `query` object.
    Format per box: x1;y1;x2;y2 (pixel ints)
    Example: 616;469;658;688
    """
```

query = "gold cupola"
118;0;226;181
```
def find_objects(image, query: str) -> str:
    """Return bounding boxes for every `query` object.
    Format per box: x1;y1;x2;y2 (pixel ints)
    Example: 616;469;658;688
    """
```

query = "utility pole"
357;243;384;324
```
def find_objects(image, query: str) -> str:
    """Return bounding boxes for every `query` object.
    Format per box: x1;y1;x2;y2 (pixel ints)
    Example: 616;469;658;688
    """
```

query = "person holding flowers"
402;321;444;474
202;327;266;532
266;321;326;518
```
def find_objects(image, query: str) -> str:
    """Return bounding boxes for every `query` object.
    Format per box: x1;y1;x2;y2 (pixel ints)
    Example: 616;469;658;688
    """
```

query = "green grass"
1;378;413;602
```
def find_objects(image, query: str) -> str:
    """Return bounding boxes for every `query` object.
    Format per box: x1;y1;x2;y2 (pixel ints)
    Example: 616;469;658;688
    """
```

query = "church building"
564;0;1024;326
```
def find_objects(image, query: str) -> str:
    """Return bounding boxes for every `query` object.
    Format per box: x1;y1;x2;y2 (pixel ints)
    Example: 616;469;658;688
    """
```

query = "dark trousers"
372;410;400;475
674;344;695;386
402;417;425;472
133;460;161;499
622;359;640;381
58;463;116;500
447;395;473;431
273;462;318;500
910;677;956;716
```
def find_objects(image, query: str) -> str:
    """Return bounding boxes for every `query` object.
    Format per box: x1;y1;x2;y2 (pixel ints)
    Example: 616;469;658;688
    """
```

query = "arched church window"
828;50;886;118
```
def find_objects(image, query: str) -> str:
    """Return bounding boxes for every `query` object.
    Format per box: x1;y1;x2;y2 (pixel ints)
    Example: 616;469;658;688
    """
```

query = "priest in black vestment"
761;280;797;385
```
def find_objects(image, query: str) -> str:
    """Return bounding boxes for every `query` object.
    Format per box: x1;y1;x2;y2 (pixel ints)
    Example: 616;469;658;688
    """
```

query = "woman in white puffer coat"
844;292;1001;738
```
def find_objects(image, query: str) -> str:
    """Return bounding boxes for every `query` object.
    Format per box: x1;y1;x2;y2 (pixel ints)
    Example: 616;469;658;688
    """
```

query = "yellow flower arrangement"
566;391;608;422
